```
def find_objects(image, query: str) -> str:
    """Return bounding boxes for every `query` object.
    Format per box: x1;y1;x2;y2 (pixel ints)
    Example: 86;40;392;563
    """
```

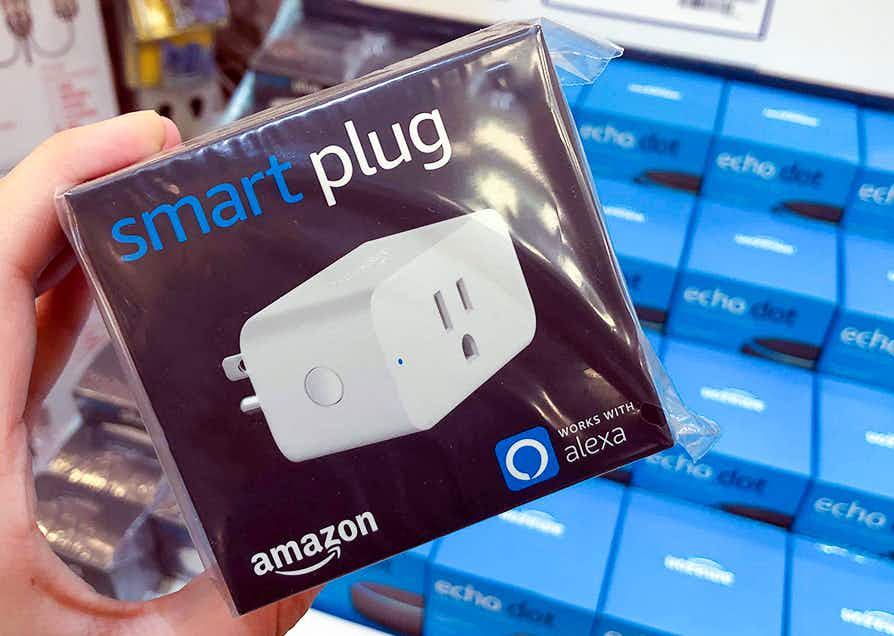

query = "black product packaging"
58;20;717;614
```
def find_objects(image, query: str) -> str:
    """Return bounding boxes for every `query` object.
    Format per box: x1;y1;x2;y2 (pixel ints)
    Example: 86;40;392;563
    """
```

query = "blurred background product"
595;178;695;327
0;0;117;172
19;0;894;633
577;60;724;194
106;0;230;137
632;339;814;528
34;342;201;600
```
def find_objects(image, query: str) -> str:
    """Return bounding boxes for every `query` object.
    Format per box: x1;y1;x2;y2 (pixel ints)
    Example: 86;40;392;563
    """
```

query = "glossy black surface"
62;22;673;613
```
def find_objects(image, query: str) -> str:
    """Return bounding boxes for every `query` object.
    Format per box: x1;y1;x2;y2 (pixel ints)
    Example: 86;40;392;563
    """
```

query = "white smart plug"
222;209;537;463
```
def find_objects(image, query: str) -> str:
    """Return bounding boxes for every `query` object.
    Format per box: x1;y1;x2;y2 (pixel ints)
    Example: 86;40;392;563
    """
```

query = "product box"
574;59;724;193
788;537;894;636
702;82;859;222
844;109;894;237
597;178;695;325
426;479;624;636
314;542;433;635
667;201;838;368
59;21;713;613
794;376;894;557
820;233;894;390
597;489;787;636
123;25;217;91
633;339;812;526
35;474;162;601
0;0;118;172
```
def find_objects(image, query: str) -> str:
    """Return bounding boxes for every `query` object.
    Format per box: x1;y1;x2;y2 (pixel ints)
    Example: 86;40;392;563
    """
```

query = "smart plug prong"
240;396;261;414
221;209;536;463
223;353;249;381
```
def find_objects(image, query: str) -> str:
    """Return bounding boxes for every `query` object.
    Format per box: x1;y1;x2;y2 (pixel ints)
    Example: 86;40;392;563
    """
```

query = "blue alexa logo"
495;426;559;491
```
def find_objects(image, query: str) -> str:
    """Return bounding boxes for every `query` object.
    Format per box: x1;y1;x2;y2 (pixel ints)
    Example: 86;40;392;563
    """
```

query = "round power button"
304;367;343;406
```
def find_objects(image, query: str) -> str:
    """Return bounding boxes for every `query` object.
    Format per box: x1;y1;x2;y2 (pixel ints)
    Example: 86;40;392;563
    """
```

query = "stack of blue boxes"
313;57;894;634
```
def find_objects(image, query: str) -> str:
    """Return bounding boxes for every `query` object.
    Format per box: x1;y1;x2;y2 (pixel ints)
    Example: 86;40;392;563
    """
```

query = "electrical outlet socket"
223;209;536;462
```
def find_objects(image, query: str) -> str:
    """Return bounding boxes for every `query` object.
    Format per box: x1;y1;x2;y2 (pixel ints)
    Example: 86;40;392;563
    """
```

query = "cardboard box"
820;233;894;391
794;376;894;557
844;109;894;238
597;489;786;636
314;542;434;635
574;60;724;193
633;339;812;526
598;178;695;325
703;82;859;222
788;537;894;636
426;480;624;636
0;0;117;172
667;201;838;368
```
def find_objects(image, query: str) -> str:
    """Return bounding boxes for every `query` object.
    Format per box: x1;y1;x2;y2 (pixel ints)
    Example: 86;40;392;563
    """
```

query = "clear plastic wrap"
43;423;163;510
57;19;718;614
149;480;204;580
35;463;162;600
73;344;144;429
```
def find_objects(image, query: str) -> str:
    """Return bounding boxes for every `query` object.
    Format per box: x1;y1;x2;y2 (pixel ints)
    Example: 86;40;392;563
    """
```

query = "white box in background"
356;0;894;99
0;0;117;173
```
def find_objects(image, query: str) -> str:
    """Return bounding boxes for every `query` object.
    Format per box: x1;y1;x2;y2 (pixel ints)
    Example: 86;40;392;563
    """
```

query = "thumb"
0;110;181;284
0;111;180;536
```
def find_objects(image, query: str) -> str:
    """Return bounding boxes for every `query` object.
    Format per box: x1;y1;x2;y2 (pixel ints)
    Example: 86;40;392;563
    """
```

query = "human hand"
0;112;317;635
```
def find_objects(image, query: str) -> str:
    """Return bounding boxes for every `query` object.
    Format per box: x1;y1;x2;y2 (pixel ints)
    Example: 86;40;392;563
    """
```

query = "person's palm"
0;112;316;636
